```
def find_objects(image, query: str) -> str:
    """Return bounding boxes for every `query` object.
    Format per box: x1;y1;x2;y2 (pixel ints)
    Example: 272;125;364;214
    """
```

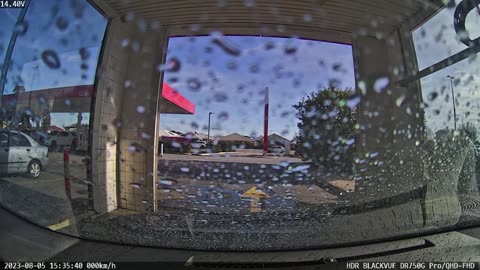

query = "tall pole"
447;75;457;130
207;112;214;141
263;87;269;155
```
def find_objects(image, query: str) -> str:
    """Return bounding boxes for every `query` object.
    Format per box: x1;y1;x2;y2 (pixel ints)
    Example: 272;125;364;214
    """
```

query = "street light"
207;112;214;141
447;75;457;130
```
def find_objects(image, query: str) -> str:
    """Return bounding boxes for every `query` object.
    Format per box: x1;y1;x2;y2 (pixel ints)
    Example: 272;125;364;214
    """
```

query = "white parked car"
0;130;49;178
191;140;207;149
268;145;286;155
48;130;76;150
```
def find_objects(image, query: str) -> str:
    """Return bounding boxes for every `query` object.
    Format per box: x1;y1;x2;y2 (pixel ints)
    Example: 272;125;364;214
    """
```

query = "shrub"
293;87;357;172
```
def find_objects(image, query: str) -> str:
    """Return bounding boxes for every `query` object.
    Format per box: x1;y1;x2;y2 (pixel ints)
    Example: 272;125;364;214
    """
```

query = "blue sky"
1;0;479;136
160;36;355;140
0;0;106;128
412;1;480;133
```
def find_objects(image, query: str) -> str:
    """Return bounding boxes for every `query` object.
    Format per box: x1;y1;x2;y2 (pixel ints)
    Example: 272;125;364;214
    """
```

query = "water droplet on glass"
373;77;389;93
213;92;228;102
264;41;275;50
303;14;312;22
244;0;255;7
227;61;238;70
14;21;28;35
137;19;147;32
218;111;229;120
453;78;461;86
41;50;61;69
130;183;143;189
79;48;90;60
249;64;260;73
187;78;201;91
332;63;343;71
428;92;438;101
55;16;68;31
446;0;456;8
180;167;190;173
284;45;297;55
212;37;241;56
137;106;145;113
159;57;181;72
191;122;199;129
395;95;406;107
121;39;129;48
128;143;145;153
347;96;360;109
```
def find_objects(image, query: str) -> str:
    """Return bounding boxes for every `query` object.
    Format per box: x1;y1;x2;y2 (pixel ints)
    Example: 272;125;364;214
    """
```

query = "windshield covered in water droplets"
0;0;479;251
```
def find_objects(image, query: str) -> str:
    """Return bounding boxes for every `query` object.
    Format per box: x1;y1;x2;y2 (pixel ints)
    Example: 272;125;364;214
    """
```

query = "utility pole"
263;87;269;155
207;112;214;141
447;75;457;130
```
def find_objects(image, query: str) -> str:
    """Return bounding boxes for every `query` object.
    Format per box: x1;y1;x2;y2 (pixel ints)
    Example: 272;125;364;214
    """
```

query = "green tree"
293;87;358;172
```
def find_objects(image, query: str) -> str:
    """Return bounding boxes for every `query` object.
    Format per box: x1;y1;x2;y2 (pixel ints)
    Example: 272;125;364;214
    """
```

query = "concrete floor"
160;151;303;164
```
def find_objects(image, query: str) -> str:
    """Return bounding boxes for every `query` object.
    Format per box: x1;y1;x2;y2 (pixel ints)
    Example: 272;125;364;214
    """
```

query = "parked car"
48;130;76;151
191;140;207;149
268;145;286;155
0;129;49;178
21;129;51;146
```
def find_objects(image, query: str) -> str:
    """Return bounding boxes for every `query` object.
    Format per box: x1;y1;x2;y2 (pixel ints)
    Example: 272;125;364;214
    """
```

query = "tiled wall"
92;18;133;213
92;18;167;213
116;28;166;212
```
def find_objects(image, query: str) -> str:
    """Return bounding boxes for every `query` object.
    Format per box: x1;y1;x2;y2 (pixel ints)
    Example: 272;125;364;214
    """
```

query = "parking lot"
0;152;89;200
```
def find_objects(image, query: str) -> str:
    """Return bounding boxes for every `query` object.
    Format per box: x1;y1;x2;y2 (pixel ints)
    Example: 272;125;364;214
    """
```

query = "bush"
293;87;357;172
218;141;255;152
207;142;222;153
182;143;192;154
160;141;191;154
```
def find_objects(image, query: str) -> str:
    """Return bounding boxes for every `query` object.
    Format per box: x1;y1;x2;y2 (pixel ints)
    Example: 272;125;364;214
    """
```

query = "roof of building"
218;133;254;143
268;133;289;142
159;129;181;137
182;132;209;140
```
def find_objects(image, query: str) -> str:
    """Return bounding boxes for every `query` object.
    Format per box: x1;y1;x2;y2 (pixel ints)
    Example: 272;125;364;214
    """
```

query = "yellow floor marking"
48;219;71;231
241;186;270;213
328;180;355;192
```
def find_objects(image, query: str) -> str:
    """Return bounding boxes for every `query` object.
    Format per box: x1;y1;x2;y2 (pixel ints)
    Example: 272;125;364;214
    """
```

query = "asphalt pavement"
0;152;90;234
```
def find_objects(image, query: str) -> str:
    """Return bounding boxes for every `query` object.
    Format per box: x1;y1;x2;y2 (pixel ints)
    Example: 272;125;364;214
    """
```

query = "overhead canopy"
106;0;443;43
160;82;195;114
3;83;195;115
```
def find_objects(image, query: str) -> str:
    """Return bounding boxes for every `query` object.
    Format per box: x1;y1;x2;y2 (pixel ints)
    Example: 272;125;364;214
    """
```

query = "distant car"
0;129;49;178
48;130;76;150
268;145;286;155
21;129;51;146
191;140;207;149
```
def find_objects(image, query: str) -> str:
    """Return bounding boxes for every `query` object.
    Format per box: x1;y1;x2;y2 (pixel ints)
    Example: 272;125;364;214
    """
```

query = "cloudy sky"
412;2;480;133
160;36;355;140
1;0;479;136
0;0;106;128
